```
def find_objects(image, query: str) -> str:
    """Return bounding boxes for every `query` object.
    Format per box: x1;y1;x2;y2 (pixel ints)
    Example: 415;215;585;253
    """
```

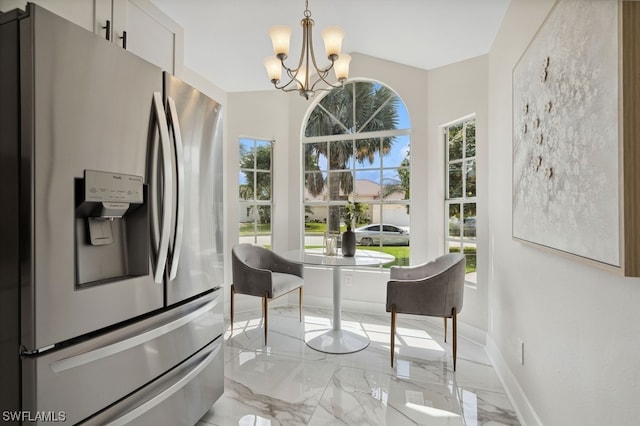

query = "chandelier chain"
304;0;311;17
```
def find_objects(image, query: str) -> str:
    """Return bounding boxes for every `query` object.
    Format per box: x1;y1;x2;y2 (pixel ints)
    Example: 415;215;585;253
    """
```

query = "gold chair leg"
452;308;458;371
230;284;235;336
263;292;269;346
391;306;397;367
444;317;447;343
299;287;303;322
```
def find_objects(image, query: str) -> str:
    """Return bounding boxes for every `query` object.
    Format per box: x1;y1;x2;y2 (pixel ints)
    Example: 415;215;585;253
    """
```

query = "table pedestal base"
305;329;370;354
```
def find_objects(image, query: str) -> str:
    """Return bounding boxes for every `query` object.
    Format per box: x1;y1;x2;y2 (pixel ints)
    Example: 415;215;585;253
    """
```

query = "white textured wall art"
512;0;619;266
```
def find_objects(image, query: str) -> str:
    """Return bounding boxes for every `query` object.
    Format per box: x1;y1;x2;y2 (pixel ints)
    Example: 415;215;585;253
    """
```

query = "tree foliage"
239;144;271;201
304;82;401;231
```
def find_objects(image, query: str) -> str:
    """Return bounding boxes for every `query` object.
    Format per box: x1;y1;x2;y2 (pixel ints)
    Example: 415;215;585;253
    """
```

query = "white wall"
427;55;489;338
222;53;490;331
225;90;290;311
487;0;640;424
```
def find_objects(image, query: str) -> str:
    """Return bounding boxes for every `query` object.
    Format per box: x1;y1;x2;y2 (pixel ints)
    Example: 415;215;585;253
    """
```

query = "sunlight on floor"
405;402;462;418
209;306;521;426
239;414;271;426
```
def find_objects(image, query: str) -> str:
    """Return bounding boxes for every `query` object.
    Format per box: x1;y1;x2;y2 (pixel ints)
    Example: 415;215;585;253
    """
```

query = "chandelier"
264;0;351;99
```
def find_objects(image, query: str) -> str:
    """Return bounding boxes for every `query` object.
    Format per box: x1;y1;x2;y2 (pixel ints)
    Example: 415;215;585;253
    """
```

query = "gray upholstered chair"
231;244;304;345
386;253;466;370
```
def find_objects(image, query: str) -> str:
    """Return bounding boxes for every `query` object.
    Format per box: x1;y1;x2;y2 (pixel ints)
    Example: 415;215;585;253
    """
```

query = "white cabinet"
0;0;183;75
96;0;183;75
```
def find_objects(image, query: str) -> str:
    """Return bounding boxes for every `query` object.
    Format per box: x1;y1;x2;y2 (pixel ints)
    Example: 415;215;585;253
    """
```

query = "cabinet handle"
120;31;127;50
103;20;111;41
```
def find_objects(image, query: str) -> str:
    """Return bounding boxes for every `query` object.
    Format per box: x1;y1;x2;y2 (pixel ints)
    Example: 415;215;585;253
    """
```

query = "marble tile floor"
199;305;520;426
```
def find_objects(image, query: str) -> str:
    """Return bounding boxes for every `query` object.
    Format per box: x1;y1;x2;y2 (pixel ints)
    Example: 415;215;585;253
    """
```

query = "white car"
354;224;410;246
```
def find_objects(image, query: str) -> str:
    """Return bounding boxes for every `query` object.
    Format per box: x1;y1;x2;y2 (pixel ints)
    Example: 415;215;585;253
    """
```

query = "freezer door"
163;73;224;305
22;289;224;425
20;5;164;350
81;339;223;426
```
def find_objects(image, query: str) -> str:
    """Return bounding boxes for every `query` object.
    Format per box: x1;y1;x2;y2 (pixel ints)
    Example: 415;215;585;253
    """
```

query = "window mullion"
461;122;467;198
302;81;411;266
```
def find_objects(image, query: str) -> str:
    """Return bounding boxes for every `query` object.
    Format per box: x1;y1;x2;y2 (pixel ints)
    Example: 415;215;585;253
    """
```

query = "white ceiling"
150;0;510;93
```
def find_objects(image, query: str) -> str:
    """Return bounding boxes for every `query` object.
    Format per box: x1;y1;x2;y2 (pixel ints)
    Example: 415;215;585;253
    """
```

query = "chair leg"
452;308;458;371
230;284;235;336
390;306;397;367
444;317;447;343
299;287;303;322
263;292;269;346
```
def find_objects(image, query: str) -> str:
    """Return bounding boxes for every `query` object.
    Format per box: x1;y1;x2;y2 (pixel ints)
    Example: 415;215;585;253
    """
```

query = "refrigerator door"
82;338;223;426
22;289;223;425
20;5;164;351
163;74;224;305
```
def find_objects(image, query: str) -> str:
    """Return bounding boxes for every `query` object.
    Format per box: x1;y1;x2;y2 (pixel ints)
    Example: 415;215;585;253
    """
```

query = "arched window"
302;81;411;265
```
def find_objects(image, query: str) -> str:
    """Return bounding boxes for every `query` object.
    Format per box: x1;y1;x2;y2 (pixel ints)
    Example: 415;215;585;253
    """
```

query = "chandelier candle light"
264;0;351;99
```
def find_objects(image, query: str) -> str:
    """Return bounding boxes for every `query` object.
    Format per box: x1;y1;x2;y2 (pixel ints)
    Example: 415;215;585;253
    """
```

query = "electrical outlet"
517;338;524;365
344;274;353;286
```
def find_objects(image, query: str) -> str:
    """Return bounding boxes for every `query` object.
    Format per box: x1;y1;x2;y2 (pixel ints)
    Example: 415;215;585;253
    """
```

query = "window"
239;138;273;247
445;118;477;283
302;81;411;266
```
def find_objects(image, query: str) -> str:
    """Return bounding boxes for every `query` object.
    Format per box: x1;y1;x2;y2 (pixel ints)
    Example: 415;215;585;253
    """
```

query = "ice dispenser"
75;170;149;288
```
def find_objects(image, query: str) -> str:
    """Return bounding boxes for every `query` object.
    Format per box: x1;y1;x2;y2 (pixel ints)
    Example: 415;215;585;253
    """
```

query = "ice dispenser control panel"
85;170;143;204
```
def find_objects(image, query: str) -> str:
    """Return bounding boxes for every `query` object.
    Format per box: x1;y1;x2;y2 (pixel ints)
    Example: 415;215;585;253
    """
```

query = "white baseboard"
485;335;542;426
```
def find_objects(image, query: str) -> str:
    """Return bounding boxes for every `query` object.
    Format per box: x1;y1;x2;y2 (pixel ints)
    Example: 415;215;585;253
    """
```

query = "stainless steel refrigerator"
0;4;224;425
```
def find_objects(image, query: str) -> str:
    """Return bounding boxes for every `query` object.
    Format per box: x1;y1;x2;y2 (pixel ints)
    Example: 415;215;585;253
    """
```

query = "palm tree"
304;82;400;231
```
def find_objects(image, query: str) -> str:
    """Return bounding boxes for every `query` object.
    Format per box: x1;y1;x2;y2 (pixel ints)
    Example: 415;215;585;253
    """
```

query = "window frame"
238;137;273;247
302;81;411;266
444;117;477;284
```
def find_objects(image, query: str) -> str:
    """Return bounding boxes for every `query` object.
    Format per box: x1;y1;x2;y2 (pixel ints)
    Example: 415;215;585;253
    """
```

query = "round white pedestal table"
281;248;395;354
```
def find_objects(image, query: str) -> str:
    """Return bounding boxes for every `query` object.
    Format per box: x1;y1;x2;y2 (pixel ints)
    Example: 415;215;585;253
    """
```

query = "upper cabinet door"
94;0;113;41
112;0;184;75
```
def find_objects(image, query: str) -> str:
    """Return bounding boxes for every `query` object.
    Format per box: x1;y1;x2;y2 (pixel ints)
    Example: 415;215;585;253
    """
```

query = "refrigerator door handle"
166;97;185;280
151;92;173;284
103;342;221;426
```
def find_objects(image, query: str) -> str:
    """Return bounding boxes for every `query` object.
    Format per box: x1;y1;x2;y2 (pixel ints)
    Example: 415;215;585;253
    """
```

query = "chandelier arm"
308;30;336;77
309;69;343;92
302;16;314;91
269;66;307;93
273;70;302;91
274;16;311;89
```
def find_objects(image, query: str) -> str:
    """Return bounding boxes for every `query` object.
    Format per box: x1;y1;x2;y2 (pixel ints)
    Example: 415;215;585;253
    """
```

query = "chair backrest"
232;243;269;269
231;244;272;296
438;253;466;314
387;252;466;317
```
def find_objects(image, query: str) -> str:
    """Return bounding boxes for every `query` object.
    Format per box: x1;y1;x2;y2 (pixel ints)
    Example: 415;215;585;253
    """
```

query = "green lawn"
300;244;476;272
247;221;476;272
448;246;477;273
304;222;327;233
239;223;271;234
